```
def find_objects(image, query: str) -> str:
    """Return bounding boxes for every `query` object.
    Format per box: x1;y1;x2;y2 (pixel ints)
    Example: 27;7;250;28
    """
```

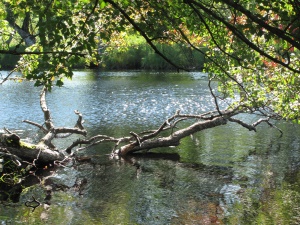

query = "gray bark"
5;6;36;46
0;133;64;164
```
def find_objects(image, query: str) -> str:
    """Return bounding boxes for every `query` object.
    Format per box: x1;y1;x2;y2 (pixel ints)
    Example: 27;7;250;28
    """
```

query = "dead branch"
23;120;48;133
228;116;283;136
74;110;85;130
208;77;222;116
114;115;230;156
0;142;64;163
3;127;15;134
65;135;126;154
228;117;256;131
40;87;54;130
24;88;88;149
130;132;141;146
64;107;244;157
0;68;17;85
1;87;89;163
1;84;285;165
252;117;283;136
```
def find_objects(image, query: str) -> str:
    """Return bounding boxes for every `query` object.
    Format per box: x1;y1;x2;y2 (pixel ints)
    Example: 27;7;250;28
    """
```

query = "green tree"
1;0;299;120
0;0;299;158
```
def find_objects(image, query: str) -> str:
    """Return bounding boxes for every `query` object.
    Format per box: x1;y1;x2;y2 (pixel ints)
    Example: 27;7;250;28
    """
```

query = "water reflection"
1;70;300;224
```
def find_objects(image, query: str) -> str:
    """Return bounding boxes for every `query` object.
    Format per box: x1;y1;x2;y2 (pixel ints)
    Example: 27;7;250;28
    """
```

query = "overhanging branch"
105;0;188;72
185;0;300;73
0;50;86;56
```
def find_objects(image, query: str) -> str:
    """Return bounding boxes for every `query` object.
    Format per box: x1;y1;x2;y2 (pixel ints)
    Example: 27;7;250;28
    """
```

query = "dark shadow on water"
127;152;181;161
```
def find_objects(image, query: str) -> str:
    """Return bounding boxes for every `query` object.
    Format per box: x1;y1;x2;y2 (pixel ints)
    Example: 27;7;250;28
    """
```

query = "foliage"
0;155;25;202
102;34;206;70
0;0;299;120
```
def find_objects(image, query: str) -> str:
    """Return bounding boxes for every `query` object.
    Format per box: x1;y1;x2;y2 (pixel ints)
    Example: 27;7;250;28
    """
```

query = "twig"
228;117;256;131
0;68;17;85
112;139;123;152
74;110;85;130
208;77;222;116
252;118;283;137
130;132;141;146
23;120;48;133
252;117;270;127
65;135;122;154
3;127;13;134
32;147;43;166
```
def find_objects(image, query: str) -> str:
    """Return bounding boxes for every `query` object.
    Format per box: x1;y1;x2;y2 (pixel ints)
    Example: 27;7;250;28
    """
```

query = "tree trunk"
116;116;227;156
0;133;64;164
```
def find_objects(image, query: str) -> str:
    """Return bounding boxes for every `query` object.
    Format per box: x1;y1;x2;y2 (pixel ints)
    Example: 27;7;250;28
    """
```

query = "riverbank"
0;43;206;71
2;70;299;224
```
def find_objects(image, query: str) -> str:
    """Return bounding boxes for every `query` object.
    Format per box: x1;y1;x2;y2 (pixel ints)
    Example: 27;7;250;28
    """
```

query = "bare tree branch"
40;87;54;130
0;69;18;85
228;117;256;131
23;120;48;133
208;78;222;116
0;50;86;56
252;117;283;137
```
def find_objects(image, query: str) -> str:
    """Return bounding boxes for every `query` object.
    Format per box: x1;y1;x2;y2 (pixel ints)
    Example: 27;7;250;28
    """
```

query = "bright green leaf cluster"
1;0;299;120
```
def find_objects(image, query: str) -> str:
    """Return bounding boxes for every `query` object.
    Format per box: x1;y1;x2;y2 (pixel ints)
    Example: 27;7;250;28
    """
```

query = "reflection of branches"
25;196;41;212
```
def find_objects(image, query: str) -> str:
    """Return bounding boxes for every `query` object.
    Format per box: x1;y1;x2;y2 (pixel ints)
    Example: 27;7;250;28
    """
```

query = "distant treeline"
100;42;206;70
0;42;206;71
0;47;23;69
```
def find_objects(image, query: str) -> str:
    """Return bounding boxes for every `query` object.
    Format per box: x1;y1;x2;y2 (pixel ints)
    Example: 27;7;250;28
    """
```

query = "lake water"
0;70;300;224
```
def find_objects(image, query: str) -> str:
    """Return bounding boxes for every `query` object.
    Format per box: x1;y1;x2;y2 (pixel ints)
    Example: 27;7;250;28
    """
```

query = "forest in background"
0;33;206;70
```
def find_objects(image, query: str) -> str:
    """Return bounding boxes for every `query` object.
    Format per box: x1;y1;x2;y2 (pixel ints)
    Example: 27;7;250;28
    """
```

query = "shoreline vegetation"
0;36;206;71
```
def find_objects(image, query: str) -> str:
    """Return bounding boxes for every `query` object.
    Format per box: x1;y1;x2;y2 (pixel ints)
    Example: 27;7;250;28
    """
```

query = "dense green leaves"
0;0;299;120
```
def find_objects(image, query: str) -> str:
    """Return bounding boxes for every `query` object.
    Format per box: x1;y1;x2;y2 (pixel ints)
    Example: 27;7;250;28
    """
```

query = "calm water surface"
0;70;300;224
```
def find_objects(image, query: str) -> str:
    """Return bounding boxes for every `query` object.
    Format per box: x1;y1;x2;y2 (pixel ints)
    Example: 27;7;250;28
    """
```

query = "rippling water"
1;70;300;224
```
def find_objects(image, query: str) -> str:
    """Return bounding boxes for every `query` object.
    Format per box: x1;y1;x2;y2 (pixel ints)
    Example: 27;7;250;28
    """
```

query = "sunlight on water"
1;70;300;225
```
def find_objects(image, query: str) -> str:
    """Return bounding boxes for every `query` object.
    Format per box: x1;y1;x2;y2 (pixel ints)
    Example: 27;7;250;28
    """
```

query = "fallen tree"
0;0;297;165
0;83;283;166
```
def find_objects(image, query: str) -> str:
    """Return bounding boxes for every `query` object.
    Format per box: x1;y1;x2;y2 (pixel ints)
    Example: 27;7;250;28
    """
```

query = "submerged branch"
1;84;284;166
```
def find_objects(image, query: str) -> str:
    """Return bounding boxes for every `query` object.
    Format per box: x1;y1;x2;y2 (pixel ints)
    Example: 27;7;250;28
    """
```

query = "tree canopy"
1;0;300;121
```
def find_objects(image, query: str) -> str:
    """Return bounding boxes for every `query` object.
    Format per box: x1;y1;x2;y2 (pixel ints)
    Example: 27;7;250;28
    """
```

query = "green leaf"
100;1;107;9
